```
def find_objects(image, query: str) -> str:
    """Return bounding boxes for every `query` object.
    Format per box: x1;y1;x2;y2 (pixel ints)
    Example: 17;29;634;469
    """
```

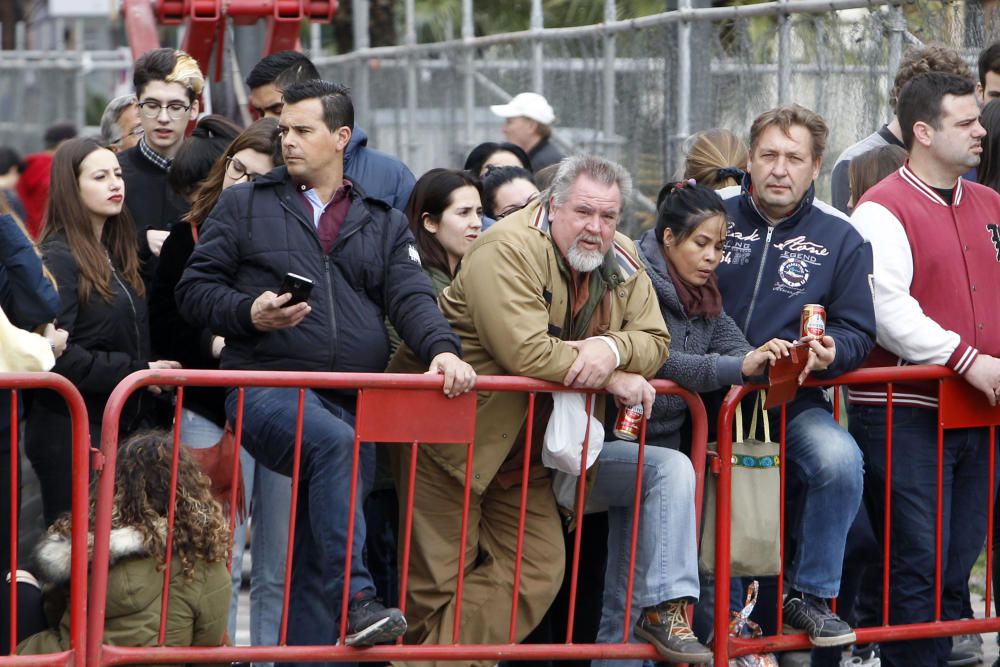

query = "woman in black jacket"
27;138;178;525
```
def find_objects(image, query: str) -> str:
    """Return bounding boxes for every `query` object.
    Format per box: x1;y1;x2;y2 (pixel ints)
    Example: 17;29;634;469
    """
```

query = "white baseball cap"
490;92;556;125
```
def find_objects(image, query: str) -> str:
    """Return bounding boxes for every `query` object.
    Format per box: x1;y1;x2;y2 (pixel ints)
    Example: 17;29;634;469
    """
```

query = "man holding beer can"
715;104;877;652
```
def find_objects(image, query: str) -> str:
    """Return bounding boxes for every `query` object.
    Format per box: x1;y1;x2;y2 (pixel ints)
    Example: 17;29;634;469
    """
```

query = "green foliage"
86;91;109;127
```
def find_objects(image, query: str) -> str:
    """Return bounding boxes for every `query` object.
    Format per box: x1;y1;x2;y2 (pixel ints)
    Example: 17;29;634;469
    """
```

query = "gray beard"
566;245;604;272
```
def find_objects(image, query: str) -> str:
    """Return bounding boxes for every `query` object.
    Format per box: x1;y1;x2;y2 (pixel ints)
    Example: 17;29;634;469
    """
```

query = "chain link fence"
2;1;998;232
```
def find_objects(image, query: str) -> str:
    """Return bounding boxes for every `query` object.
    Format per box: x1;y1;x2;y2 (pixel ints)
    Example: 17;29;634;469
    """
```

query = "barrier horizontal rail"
91;369;708;666
712;365;1000;664
0;374;89;666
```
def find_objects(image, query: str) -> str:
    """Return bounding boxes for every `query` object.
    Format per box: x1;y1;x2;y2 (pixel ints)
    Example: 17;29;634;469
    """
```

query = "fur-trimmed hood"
33;526;151;585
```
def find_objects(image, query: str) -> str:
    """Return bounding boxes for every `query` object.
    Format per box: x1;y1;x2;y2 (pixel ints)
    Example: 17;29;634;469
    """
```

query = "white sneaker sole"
345;614;407;647
782;624;856;647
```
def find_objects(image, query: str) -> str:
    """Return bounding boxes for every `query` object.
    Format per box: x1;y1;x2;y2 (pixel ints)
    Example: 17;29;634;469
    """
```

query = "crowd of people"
0;38;999;667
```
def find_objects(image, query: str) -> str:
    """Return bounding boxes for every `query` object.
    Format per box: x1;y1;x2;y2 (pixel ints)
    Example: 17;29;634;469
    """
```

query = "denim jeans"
226;387;375;667
849;404;995;667
589;441;700;667
781;406;863;599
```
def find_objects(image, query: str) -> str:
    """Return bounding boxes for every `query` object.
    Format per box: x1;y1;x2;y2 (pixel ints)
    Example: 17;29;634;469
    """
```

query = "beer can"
613;404;644;441
800;304;827;338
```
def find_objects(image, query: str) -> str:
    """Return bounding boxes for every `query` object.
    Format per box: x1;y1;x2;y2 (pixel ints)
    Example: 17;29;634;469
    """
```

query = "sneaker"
633;599;713;664
947;633;983;667
345;594;407;647
782;594;856;647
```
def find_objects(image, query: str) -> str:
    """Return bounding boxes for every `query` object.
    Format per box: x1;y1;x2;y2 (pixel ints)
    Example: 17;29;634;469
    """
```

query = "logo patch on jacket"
778;258;810;289
408;244;421;265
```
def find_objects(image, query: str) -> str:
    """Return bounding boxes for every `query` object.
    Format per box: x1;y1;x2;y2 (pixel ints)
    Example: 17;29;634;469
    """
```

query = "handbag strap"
747;390;770;443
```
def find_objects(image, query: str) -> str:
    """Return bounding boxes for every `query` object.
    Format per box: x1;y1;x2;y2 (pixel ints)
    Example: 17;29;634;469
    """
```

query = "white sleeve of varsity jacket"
849;201;962;367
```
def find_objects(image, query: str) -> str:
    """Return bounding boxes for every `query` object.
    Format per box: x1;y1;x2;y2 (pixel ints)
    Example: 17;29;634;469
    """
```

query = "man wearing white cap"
490;92;564;172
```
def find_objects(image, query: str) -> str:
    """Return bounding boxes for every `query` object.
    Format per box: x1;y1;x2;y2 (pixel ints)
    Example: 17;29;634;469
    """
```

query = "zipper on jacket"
323;255;338;368
111;265;141;356
742;225;774;332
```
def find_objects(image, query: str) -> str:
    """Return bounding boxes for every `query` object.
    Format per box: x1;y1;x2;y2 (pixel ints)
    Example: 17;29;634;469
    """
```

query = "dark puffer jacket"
635;229;753;448
176;167;460;375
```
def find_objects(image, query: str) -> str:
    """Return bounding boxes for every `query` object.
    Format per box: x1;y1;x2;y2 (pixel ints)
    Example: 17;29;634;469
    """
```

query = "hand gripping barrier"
89;369;708;666
712;365;1000;664
0;374;89;666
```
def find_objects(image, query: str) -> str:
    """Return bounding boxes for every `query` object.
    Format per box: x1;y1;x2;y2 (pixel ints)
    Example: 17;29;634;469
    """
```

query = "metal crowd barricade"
0;373;89;666
712;365;1000;664
90;369;708;666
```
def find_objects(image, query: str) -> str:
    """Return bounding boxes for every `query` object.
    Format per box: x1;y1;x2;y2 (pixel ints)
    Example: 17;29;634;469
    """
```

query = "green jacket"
389;200;670;494
19;527;231;663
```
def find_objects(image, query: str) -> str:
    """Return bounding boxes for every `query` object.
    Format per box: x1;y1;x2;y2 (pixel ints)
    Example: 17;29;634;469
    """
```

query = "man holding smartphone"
177;80;474;662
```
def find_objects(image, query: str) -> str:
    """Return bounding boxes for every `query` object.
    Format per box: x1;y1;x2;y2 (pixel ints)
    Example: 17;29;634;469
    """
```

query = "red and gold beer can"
613;404;644;441
800;304;827;339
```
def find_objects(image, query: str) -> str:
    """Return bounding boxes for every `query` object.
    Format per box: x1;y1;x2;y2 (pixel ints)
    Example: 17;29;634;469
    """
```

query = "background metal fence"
2;1;998;232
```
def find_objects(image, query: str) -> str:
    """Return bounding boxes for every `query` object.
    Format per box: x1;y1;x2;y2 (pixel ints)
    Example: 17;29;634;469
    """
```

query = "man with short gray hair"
99;94;143;153
389;155;682;664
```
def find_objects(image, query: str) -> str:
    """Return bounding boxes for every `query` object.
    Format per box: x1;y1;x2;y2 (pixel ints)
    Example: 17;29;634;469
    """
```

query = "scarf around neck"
663;250;723;320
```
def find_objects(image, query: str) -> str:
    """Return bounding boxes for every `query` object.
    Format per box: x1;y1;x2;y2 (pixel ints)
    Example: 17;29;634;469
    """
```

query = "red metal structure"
121;0;337;77
713;366;1000;664
0;374;90;665
89;369;708;666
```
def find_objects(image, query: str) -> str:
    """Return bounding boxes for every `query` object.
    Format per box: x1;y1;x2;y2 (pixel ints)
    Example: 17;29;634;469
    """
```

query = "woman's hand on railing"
742;338;795;377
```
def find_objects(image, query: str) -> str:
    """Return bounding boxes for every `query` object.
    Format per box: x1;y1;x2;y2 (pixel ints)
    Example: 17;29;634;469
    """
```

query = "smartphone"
278;272;314;306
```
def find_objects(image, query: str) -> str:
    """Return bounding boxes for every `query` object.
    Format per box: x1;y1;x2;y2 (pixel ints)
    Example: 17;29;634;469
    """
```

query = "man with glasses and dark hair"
117;47;204;283
245;50;415;209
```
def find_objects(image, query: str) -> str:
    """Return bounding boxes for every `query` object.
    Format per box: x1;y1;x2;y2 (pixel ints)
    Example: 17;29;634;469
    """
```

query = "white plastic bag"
542;392;604;474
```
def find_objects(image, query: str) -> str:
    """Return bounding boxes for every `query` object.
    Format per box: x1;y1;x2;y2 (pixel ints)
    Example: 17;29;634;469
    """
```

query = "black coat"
176;168;460;375
33;236;153;428
117;145;190;283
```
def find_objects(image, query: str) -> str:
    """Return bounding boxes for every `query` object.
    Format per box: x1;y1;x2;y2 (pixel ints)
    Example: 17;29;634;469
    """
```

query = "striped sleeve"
849;200;975;372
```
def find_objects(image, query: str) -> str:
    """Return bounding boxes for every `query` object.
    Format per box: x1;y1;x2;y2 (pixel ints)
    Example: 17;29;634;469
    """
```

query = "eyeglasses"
225;157;262;183
137;100;192;120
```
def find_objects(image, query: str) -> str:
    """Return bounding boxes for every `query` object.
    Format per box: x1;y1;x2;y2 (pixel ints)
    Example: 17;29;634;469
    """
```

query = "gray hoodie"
636;229;753;447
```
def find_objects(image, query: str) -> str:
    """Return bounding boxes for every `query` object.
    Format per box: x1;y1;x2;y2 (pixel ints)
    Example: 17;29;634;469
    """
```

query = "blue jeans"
226;387;375;666
781;406;863;599
850;404;995;667
590;441;700;667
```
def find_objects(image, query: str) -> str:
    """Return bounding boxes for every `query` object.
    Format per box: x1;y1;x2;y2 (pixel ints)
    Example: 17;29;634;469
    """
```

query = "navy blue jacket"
0;214;60;432
176;167;460;375
716;177;876;379
344;126;415;210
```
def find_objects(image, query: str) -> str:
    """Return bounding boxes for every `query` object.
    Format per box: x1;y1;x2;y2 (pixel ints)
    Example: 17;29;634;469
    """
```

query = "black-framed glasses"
225;157;261;183
137;100;192;120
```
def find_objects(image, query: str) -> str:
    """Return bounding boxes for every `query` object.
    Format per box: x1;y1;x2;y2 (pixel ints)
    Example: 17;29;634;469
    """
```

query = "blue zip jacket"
176;167;459;375
715;176;876;379
344;126;416;210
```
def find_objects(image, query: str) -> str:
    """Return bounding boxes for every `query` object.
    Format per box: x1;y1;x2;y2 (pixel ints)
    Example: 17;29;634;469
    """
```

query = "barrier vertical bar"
565;393;594;642
621;408;647;639
228;389;247;573
934;383;944;621
452;440;476;642
340;393;365;643
398;441;419;625
7;390;16;654
713;387;744;665
158;387;186;645
776;401;786;631
986;424;996;617
882;385;893;626
509;391;537;643
278;389;306;646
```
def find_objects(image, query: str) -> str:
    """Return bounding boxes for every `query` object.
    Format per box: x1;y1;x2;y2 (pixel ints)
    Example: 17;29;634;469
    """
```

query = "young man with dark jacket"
117;48;202;282
715;104;877;649
176;80;473;661
850;72;1000;667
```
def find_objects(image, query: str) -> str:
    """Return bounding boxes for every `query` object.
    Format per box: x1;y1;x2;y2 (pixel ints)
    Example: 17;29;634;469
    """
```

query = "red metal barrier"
712;365;1000;664
0;374;90;666
90;369;708;666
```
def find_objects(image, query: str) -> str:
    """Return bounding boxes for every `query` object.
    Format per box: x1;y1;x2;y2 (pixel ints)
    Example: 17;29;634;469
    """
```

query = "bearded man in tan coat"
390;155;671;665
